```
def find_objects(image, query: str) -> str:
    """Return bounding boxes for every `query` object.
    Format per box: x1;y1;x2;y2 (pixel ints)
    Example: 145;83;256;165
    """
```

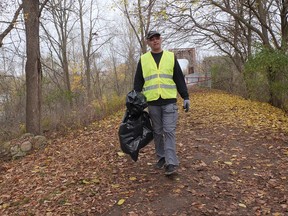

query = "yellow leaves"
191;91;288;133
238;203;247;208
172;188;181;193
158;10;168;20
24;13;29;20
172;184;186;194
111;184;120;188
230;170;237;175
129;177;137;181
81;178;100;185
283;149;288;156
31;165;45;173
0;203;9;209
3;89;288;215
91;178;101;184
71;73;85;92
81;179;90;184
31;168;40;173
117;152;125;157
117;198;125;205
213;160;233;166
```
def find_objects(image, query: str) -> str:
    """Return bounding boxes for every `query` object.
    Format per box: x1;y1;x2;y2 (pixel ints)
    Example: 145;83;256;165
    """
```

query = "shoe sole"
155;164;165;169
165;170;177;176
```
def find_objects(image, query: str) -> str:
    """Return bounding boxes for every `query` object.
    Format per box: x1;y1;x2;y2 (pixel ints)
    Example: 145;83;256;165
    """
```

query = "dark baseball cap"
146;30;161;39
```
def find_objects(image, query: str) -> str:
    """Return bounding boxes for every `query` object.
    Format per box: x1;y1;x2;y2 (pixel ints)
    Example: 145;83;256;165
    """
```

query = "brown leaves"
0;89;288;215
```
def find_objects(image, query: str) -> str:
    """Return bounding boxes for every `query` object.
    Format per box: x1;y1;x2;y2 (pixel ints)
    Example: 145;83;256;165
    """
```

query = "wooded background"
0;0;287;141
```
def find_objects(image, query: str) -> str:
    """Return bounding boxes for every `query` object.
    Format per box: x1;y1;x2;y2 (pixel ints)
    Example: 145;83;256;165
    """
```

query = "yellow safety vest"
141;51;177;102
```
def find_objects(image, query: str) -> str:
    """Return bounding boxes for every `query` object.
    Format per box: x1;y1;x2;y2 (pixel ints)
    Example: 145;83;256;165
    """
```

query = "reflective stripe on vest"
141;51;177;101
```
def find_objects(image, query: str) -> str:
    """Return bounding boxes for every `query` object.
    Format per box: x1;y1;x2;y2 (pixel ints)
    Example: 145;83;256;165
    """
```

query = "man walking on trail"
133;30;190;176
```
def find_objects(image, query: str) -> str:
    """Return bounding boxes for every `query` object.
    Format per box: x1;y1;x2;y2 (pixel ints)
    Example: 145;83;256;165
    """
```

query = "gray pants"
148;103;179;166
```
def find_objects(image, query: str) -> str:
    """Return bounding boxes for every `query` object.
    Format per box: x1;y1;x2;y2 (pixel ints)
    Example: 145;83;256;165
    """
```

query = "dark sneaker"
155;157;166;169
165;164;177;176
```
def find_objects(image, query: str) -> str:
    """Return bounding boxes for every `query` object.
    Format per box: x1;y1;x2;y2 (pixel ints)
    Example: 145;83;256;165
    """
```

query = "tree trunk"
23;0;42;135
256;0;270;47
267;67;282;108
78;0;92;102
280;0;288;50
62;45;73;107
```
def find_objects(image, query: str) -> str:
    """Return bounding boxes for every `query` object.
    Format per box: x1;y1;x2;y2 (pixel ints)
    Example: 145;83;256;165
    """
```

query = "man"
133;30;190;176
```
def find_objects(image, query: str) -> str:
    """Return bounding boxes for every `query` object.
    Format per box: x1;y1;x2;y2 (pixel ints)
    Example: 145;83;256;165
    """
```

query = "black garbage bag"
125;90;148;117
118;91;153;161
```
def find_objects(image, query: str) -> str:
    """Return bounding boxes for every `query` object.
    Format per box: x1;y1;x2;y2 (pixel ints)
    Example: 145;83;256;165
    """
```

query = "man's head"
146;30;161;40
146;30;162;53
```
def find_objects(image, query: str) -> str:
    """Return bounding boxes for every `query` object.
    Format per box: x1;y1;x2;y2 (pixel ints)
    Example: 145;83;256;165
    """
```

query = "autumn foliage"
0;88;287;215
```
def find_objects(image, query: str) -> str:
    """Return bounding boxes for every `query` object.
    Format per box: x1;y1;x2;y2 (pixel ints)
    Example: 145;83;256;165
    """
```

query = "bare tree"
115;0;166;54
113;18;139;91
163;0;287;107
78;0;93;101
23;0;42;134
164;0;287;61
0;4;23;47
77;0;113;102
42;0;78;107
108;43;122;96
91;53;104;100
121;26;138;91
0;0;49;135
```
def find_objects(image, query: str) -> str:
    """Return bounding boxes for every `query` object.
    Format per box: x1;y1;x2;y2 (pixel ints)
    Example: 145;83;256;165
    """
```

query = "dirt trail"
0;88;287;216
104;113;287;215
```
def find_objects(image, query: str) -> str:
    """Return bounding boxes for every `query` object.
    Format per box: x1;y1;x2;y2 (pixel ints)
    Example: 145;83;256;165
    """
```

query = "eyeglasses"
148;36;161;42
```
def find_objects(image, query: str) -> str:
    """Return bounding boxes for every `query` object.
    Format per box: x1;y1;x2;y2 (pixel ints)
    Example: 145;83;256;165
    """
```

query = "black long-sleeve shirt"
133;51;189;106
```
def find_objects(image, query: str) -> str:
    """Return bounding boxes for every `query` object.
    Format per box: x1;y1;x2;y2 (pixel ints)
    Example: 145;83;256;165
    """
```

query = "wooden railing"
185;75;211;88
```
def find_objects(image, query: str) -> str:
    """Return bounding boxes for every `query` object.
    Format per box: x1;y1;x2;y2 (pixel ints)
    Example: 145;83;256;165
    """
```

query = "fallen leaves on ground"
0;87;287;215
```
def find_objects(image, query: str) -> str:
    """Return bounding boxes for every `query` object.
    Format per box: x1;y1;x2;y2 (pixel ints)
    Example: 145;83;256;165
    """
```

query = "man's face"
147;35;162;52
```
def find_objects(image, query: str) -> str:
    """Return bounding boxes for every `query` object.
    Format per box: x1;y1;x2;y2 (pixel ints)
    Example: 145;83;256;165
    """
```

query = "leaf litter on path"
0;88;288;215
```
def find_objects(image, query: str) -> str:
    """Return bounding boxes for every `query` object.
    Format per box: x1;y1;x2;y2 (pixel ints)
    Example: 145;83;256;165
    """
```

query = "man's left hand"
183;99;190;112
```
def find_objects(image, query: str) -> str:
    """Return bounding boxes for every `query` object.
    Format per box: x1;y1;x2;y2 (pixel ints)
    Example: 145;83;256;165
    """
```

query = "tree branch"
0;3;23;47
